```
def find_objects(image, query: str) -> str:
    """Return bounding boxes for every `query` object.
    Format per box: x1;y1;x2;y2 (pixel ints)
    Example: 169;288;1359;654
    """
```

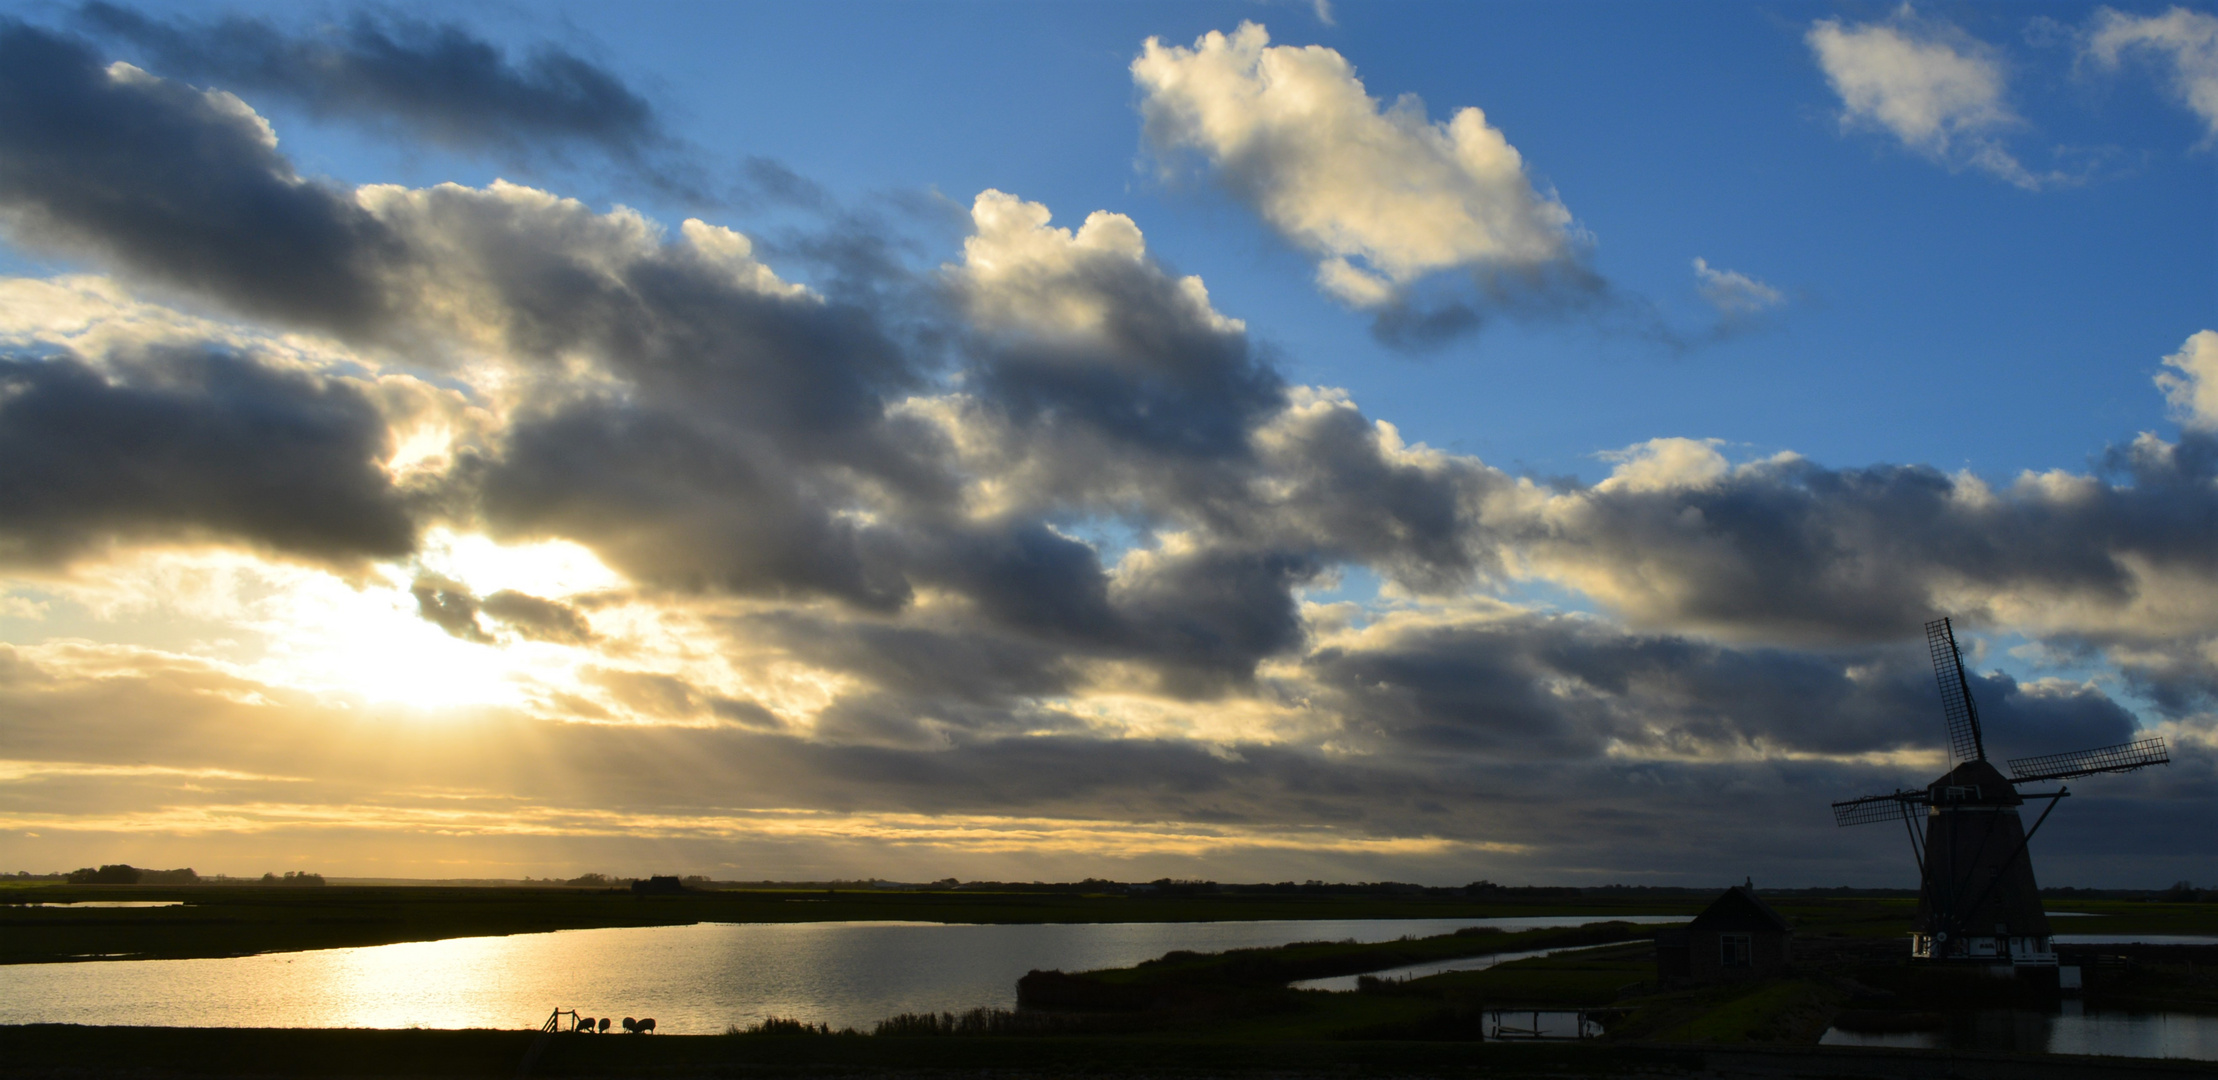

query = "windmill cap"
1927;759;2022;805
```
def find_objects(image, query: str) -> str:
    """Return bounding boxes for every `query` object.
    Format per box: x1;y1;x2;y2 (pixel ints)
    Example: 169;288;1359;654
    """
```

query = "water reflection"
1822;1001;2218;1061
16;901;183;908
1291;939;1648;991
0;915;1671;1034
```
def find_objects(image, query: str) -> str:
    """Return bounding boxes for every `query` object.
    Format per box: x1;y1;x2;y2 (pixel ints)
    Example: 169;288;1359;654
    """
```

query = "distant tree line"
65;865;199;885
56;865;328;886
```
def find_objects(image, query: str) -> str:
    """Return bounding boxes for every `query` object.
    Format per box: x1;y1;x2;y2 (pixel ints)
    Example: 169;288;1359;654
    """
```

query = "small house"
1655;883;1792;986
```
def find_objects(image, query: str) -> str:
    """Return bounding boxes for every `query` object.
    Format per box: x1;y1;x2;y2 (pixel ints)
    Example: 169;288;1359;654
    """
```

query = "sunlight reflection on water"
0;915;1677;1033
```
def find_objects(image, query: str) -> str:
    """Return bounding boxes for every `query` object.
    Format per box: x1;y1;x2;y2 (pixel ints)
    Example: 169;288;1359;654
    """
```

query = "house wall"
1685;928;1790;983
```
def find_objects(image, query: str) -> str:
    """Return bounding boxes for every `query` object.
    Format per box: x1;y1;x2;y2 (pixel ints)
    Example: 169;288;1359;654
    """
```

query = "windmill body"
1911;759;2052;963
1833;619;2170;969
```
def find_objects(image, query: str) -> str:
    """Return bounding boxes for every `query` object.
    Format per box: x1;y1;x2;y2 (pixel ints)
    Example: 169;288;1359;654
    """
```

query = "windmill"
1831;618;2170;966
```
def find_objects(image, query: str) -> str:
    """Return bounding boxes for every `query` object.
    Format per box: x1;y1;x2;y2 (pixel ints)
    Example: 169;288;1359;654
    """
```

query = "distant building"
1655;883;1793;986
631;875;685;895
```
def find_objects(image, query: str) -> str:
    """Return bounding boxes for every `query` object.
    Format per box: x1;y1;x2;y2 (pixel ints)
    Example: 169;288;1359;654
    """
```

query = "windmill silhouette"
1831;618;2169;966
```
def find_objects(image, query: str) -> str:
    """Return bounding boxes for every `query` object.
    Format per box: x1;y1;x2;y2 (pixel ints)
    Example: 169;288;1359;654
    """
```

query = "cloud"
2085;6;2218;144
0;346;415;567
72;3;713;202
1492;427;2218;652
2157;330;2218;429
1807;7;2058;189
0;21;399;334
1131;23;1591;340
0;21;2206;886
1691;257;1783;317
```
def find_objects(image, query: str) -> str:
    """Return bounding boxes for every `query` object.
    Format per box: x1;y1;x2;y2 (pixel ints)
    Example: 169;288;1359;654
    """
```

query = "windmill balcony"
1911;933;2057;965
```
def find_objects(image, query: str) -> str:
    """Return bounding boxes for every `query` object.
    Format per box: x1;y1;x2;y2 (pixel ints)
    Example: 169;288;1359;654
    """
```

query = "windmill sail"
1926;617;1986;765
2008;736;2170;783
1832;789;1930;827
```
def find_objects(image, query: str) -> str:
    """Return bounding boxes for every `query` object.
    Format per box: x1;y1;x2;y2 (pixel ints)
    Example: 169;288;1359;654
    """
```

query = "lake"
1822;1001;2218;1061
0;915;1681;1033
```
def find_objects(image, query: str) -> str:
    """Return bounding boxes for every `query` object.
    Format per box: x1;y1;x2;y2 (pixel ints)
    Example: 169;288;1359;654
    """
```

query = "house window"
1720;933;1752;968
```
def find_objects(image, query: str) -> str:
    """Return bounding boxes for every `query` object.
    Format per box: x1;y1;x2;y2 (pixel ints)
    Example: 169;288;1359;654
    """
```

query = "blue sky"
92;0;2216;478
0;1;2209;885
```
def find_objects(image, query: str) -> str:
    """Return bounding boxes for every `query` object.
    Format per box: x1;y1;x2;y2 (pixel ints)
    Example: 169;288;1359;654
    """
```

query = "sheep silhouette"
636;1018;656;1034
574;1015;594;1033
597;1017;611;1033
621;1017;636;1033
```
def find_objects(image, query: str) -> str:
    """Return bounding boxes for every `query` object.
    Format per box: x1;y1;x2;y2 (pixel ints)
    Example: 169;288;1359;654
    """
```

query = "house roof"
1687;885;1792;933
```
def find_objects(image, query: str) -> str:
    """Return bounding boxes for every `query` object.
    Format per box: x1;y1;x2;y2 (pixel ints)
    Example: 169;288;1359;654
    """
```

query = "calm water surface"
1291;939;1644;991
0;915;1677;1033
1822;1002;2218;1061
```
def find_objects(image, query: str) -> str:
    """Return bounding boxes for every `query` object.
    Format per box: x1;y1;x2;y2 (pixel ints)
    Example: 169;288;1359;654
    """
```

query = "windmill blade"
1926;617;1987;765
1832;790;1929;827
2008;736;2170;783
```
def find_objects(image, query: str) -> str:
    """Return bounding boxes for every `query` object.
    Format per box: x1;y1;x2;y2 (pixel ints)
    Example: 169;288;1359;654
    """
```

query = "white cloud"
1691;258;1784;316
2156;329;2218;429
2086;6;2218;144
951;189;1241;337
1131;22;1576;309
1807;7;2052;189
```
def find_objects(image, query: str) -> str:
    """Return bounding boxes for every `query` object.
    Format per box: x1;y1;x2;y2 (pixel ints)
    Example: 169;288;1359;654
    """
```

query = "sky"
0;0;2210;887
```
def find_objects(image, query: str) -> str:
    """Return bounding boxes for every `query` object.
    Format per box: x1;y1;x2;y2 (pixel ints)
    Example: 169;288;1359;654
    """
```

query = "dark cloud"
968;269;1285;463
407;574;594;646
481;590;595;645
474;402;911;609
0;20;396;333
1508;438;2218;647
410;574;490;643
0;348;414;566
71;3;720;204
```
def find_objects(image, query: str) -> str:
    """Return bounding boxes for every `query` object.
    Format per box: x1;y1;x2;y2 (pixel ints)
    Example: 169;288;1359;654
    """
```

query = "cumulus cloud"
2157;329;2218;428
2086;6;2218;143
1131;23;1590;341
1691;257;1783;317
1807;7;2057;189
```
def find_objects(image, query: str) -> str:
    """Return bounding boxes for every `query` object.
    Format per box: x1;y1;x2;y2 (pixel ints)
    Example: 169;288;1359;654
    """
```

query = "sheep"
620;1017;636;1033
635;1018;656;1034
597;1017;611;1033
574;1015;594;1033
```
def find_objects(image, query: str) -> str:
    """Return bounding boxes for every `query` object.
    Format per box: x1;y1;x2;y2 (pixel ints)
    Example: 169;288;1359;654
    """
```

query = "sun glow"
414;528;627;599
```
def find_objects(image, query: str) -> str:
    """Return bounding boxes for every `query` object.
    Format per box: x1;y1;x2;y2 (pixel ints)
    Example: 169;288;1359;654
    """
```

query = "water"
2054;934;2218;946
1822;1001;2218;1060
13;901;183;908
0;915;1675;1033
1291;939;1646;991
